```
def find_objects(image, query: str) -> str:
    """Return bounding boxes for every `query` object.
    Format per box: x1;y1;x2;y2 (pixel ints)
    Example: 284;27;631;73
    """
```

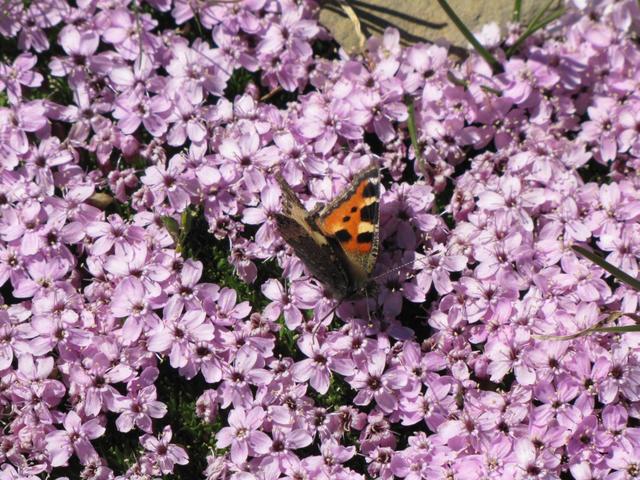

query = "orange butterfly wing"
314;166;380;290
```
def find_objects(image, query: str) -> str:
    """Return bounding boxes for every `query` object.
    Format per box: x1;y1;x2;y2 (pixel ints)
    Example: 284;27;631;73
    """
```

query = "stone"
318;0;560;55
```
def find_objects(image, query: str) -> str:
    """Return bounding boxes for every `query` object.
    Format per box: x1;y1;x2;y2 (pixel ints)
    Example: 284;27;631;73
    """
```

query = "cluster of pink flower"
1;0;640;478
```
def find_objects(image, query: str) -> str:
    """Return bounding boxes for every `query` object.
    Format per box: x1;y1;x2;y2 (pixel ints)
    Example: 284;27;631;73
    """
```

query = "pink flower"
165;43;227;101
112;90;172;137
218;122;279;192
104;244;170;297
0;53;43;103
48;27;106;81
147;303;215;369
85;214;146;256
580;96;619;163
166;94;207;146
594;346;640;404
304;439;356;478
109;53;160;96
260;426;312;474
476;175;534;231
606;438;640;478
0;101;48;154
560;254;611;302
114;383;167;433
215;406;272;465
415;243;467;295
257;3;318;60
140;426;189;474
505;438;560;479
102;8;160;61
69;348;134;417
296;93;368;154
0;200;46;255
597;223;640;279
12;255;70;299
218;349;273;409
291;334;355;394
485;327;536;385
262;278;321;330
617;103;640;155
141;153;192;212
349;352;408;413
110;277;164;343
45;411;105;467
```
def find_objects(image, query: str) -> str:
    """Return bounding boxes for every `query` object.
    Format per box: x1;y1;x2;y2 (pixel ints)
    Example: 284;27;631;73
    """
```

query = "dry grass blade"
337;0;366;54
533;311;640;341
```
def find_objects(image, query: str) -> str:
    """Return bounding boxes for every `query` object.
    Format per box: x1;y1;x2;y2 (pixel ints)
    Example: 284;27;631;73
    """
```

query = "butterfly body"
275;166;380;299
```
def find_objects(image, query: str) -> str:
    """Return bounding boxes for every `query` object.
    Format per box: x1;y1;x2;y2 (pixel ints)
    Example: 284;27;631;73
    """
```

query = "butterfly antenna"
364;289;373;327
367;207;451;284
368;254;430;284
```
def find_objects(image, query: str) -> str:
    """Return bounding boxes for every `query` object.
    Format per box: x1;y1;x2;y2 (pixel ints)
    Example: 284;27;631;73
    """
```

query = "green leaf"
436;0;503;74
513;0;522;21
506;0;564;57
572;245;640;291
446;71;469;88
181;210;193;241
447;71;503;96
87;192;114;210
162;216;181;247
591;325;640;334
406;99;423;168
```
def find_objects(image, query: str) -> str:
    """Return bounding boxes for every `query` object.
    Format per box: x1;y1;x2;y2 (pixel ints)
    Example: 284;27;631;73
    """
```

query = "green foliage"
578;159;611;185
573;245;640;292
274;315;299;358
47;75;75;105
312;38;340;61
506;0;565;57
534;246;640;340
106;193;136;221
513;0;523;21
0;37;21;64
90;414;141;475
162;210;194;255
154;362;221;478
309;373;356;409
406;99;423;167
224;68;260;102
261;86;300;109
436;0;503;73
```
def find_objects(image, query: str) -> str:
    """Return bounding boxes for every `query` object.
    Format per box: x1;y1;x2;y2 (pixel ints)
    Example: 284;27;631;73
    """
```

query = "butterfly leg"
364;290;374;328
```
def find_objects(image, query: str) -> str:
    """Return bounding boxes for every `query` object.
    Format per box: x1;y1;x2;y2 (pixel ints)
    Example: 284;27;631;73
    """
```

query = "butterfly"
274;165;380;301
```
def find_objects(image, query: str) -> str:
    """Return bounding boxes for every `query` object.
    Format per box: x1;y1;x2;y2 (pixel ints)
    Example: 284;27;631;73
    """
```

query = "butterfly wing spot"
359;202;377;223
357;232;373;243
335;229;352;243
363;181;379;198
